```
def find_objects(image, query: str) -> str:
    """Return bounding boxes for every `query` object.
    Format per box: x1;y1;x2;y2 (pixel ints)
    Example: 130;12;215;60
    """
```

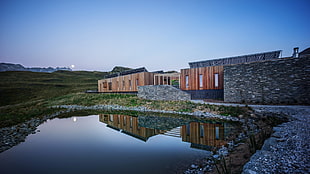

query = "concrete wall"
224;56;310;104
138;85;191;101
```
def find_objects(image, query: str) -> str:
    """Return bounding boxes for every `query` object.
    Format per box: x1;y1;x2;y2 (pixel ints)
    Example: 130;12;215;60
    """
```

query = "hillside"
0;70;106;106
0;63;71;72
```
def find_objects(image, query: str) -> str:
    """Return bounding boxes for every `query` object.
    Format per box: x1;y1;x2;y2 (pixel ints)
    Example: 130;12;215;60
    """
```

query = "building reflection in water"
99;114;166;141
99;114;231;149
181;122;227;150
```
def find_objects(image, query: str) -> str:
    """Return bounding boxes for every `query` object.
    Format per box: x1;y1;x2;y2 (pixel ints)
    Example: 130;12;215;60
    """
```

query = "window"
136;79;139;86
109;115;113;121
185;75;189;88
108;82;112;90
129;80;131;90
186;124;190;136
214;73;219;87
130;117;133;128
103;82;107;88
215;127;219;140
200;124;204;137
199;74;203;88
122;80;125;89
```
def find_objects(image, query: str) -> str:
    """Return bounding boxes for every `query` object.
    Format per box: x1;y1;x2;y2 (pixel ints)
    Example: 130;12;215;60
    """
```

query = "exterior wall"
180;66;224;99
153;73;180;87
224;56;310;104
137;85;191;101
98;72;154;92
180;66;224;90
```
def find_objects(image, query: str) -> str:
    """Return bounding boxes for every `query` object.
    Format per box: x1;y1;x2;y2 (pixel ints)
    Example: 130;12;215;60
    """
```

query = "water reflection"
99;114;166;141
99;114;234;150
182;122;226;150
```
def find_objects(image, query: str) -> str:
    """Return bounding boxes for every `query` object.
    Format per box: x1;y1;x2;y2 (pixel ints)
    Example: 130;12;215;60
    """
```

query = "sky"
0;0;309;71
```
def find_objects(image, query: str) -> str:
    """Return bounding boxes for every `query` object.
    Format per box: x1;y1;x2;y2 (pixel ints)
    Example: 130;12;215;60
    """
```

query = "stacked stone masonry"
138;85;191;101
224;56;310;104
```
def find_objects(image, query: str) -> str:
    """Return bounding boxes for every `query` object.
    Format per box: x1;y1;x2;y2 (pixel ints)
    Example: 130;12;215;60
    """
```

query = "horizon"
1;0;309;71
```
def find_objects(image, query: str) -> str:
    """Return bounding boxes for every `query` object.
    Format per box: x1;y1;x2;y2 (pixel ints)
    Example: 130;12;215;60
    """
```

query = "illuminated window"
214;73;219;87
185;75;189;88
199;74;203;88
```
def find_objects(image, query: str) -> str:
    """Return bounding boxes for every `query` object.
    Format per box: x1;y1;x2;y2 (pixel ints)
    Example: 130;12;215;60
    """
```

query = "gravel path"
242;105;310;174
192;100;310;173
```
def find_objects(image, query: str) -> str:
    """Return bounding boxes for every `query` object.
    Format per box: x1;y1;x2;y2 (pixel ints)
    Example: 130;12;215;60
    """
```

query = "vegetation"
0;70;250;128
0;70;106;106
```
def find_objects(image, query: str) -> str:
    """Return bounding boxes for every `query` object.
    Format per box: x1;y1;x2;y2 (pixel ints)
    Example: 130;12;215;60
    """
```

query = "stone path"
192;100;310;174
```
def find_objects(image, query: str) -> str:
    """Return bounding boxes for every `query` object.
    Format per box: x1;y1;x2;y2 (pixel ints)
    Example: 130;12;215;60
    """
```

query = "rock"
191;164;198;169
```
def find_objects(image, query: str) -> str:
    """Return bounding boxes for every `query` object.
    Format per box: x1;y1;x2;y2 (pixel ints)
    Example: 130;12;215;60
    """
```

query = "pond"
0;114;240;174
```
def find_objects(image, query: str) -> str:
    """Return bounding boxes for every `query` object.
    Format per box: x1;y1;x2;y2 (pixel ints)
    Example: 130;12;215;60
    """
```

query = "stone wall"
224;56;310;104
138;85;191;101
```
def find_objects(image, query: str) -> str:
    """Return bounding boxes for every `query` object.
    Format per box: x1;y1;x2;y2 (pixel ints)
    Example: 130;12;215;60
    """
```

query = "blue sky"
0;0;309;71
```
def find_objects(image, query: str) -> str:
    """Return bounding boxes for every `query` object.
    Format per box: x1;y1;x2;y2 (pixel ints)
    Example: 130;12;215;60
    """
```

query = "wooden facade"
99;114;165;141
180;50;281;99
98;72;154;92
181;122;227;148
153;73;180;86
180;66;224;90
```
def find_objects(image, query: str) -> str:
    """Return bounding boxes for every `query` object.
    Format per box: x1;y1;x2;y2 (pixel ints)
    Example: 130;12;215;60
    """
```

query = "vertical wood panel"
180;66;224;90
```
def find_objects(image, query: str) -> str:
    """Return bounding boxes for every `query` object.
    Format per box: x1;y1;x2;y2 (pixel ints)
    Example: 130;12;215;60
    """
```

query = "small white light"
73;117;77;122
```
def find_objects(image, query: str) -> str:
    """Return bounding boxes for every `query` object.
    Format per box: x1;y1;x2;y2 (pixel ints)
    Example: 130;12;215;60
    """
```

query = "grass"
0;71;250;128
0;70;106;106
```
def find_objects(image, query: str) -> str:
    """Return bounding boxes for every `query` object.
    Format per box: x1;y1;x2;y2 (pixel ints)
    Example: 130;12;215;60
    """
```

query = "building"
180;50;281;99
98;67;180;93
99;114;165;141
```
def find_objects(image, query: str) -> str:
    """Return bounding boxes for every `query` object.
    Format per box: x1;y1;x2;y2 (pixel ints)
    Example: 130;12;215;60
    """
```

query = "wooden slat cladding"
180;66;224;90
98;72;154;92
181;122;226;148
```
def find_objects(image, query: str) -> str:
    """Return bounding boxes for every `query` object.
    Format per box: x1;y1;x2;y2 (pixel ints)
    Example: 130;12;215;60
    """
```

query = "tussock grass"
0;71;250;128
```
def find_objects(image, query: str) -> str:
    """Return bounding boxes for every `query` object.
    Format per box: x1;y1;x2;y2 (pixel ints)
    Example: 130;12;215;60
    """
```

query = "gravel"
242;106;310;174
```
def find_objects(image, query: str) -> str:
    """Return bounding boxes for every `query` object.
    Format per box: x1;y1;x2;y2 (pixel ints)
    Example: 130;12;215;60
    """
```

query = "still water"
0;114;239;174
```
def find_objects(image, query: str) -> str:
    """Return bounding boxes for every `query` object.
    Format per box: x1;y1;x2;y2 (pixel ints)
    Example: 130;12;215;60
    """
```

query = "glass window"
200;124;204;137
199;74;203;88
215;127;219;140
185;75;189;88
214;73;219;87
186;124;190;136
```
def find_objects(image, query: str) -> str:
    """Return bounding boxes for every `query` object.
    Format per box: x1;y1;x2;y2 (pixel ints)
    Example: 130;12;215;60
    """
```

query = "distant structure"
98;67;180;93
180;50;281;99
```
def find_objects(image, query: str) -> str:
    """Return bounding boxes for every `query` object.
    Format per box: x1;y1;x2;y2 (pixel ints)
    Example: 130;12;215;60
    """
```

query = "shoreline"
1;104;308;173
0;104;242;153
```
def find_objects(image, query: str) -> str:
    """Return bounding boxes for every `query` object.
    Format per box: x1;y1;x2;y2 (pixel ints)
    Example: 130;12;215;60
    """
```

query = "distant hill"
111;66;132;73
0;63;72;73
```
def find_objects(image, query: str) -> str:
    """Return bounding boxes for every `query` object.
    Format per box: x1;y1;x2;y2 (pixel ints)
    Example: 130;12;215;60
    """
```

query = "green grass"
0;70;106;106
0;70;250;128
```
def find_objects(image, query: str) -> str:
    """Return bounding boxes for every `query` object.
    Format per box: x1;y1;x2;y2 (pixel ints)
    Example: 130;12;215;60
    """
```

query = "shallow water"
0;114;238;174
